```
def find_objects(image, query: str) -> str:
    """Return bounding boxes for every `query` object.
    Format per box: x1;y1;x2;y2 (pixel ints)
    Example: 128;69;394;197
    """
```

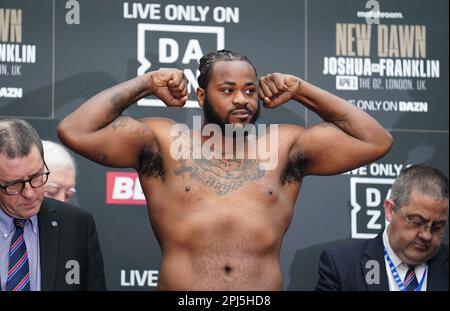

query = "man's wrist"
139;72;154;97
293;79;307;102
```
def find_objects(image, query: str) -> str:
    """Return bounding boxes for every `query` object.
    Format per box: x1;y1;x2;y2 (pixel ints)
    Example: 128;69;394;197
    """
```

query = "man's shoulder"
268;124;306;154
322;236;378;259
277;124;306;136
141;117;177;129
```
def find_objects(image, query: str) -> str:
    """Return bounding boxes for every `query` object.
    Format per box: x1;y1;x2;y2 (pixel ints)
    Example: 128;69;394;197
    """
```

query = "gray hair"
42;140;76;174
390;164;449;208
0;118;43;159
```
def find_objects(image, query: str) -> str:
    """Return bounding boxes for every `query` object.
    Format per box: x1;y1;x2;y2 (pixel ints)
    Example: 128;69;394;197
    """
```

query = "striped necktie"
404;266;418;291
6;219;30;291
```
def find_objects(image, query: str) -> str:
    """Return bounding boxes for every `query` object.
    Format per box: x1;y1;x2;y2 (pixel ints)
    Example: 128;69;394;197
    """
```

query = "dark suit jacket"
316;234;448;291
38;197;106;290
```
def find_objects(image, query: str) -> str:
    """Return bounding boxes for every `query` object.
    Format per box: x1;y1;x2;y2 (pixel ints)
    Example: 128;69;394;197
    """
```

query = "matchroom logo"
106;172;146;205
350;177;394;239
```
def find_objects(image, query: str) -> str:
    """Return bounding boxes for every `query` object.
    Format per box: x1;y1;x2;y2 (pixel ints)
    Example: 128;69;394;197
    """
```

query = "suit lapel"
427;246;449;291
38;199;60;291
361;234;390;291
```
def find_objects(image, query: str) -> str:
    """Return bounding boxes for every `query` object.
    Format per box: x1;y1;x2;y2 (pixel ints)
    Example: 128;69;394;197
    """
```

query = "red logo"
106;172;147;205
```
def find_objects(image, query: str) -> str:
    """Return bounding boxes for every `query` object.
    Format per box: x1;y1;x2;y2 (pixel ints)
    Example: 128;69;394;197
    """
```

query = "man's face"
44;167;76;203
199;60;260;130
0;145;45;219
385;189;449;266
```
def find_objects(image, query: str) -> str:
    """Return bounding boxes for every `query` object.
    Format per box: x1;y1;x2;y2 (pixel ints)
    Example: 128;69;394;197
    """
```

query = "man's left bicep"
294;124;378;175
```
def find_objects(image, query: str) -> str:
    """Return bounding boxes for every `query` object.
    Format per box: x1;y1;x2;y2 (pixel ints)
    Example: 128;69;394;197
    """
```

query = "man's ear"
197;87;205;107
384;199;395;222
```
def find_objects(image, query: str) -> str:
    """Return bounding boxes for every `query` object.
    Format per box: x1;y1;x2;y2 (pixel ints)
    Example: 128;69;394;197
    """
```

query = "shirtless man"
57;50;393;290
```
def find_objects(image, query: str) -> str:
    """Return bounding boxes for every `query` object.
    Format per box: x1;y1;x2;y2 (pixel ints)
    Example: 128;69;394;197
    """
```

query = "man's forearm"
60;74;152;134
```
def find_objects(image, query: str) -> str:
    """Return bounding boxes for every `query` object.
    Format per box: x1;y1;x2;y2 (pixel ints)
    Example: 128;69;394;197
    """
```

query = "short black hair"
197;49;257;89
0;118;43;159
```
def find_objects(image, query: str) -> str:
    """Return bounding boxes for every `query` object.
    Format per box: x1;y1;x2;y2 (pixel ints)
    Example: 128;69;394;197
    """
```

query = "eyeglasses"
0;171;50;196
394;207;447;235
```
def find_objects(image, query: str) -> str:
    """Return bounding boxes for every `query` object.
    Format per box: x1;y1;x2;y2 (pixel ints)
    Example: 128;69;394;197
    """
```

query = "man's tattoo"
110;116;150;141
111;115;130;130
174;159;265;195
99;94;125;128
110;92;128;110
102;77;148;128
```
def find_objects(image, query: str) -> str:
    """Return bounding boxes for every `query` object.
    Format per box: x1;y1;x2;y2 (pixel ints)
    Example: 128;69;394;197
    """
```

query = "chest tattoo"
174;159;265;195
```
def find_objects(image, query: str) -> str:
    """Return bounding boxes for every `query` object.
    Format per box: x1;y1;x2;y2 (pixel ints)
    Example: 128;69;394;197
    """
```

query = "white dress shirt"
382;226;427;291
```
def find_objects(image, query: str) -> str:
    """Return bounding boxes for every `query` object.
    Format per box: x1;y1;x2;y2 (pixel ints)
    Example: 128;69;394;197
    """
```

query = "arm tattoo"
102;77;149;128
98;94;126;129
174;159;265;196
110;116;150;142
111;115;131;130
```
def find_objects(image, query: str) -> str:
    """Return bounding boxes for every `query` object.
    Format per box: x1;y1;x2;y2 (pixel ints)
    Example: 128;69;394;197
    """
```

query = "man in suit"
316;164;448;291
0;118;106;291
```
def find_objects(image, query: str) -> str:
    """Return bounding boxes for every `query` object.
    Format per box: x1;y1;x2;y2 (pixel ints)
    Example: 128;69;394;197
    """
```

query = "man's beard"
202;93;261;132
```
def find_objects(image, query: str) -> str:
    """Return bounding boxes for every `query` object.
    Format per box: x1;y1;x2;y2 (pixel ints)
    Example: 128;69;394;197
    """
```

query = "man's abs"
151;203;287;290
157;251;282;290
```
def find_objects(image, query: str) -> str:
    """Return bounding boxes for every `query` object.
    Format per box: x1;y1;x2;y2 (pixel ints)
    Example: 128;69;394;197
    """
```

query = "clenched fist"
258;73;303;108
148;69;189;107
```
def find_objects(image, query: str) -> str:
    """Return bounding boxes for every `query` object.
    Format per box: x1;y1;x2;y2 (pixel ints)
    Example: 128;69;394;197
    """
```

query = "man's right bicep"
60;116;155;169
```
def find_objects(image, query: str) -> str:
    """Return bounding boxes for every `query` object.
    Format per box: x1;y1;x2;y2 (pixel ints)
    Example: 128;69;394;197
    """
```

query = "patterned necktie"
6;219;30;291
403;266;418;291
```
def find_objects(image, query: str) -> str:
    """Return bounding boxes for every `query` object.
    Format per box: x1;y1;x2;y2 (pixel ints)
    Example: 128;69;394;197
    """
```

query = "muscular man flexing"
58;50;392;290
